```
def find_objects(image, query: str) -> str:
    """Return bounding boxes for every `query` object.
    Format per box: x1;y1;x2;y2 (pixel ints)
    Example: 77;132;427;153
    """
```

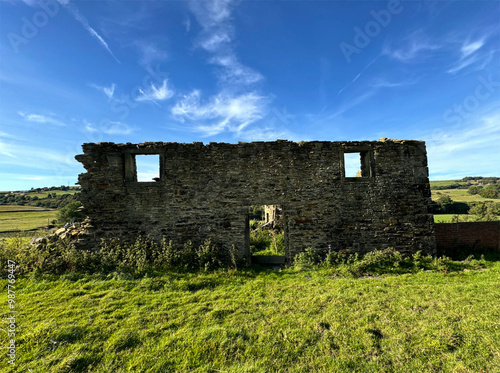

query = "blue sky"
0;0;499;190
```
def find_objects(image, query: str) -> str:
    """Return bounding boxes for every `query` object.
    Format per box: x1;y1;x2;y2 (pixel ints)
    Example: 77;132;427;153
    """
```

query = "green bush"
467;185;482;195
467;202;500;221
479;184;500;199
57;201;84;224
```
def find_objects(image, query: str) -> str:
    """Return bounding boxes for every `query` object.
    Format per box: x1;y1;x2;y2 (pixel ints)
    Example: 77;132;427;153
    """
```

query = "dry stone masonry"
75;139;436;263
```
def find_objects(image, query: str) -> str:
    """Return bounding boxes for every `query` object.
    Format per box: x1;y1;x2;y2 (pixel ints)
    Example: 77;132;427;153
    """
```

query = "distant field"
0;205;53;212
20;189;80;198
0;207;57;232
429;180;468;187
431;189;497;203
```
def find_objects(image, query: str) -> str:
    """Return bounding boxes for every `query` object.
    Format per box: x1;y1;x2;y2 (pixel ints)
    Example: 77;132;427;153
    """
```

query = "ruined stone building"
75;139;436;263
263;205;283;229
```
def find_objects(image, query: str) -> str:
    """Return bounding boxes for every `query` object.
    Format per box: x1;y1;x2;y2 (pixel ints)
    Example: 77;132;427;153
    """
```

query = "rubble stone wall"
75;139;436;263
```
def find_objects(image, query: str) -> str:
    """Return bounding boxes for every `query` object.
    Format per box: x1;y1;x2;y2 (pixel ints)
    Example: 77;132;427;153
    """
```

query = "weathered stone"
75;139;436;263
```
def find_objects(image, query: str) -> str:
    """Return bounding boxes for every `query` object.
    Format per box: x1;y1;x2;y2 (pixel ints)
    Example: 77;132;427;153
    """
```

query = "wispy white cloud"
57;0;120;63
171;0;269;138
171;90;268;136
183;17;191;32
238;128;297;142
134;41;168;67
447;55;480;74
190;0;233;28
425;107;500;179
85;121;134;135
383;31;440;62
370;78;418;88
20;0;39;6
461;39;485;58
90;83;115;98
210;54;263;85
18;112;66;126
0;140;15;158
189;0;262;87
200;31;232;52
447;37;490;74
0;131;20;141
0;141;77;170
136;79;174;104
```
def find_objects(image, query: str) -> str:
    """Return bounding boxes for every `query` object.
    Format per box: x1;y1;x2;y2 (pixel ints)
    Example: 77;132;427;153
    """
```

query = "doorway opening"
247;205;286;264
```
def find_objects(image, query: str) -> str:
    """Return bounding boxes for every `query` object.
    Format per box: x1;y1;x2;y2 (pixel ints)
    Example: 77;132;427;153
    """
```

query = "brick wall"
435;221;500;250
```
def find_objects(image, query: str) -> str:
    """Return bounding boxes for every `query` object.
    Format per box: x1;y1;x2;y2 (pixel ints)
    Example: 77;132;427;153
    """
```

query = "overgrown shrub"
293;247;487;276
0;235;238;277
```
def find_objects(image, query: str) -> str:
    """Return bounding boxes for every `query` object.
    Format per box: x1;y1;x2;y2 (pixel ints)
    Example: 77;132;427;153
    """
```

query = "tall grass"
250;229;285;255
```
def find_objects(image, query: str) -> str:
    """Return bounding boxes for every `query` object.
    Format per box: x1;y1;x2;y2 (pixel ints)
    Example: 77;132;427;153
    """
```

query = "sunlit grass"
0;210;57;231
1;263;499;372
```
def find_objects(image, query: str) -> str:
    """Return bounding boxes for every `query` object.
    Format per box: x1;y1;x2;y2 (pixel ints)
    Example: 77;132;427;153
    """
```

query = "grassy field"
0;208;57;232
0;206;53;212
1;263;499;372
429;180;468;188
431;189;497;203
22;189;80;198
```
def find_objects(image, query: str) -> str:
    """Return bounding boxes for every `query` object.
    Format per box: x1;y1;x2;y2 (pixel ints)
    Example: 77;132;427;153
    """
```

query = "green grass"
1;263;499;372
0;209;57;232
433;214;464;223
434;214;500;223
432;189;497;203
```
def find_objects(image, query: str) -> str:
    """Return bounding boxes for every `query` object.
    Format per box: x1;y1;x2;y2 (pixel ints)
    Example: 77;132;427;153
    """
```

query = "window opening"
344;152;362;178
135;154;160;182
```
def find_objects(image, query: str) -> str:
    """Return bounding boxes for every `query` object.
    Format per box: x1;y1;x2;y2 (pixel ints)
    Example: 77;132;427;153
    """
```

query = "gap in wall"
344;152;362;177
135;154;160;182
248;205;285;258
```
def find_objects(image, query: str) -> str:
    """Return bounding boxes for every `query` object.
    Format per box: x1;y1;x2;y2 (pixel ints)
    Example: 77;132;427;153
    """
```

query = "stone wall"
75;139;436;263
